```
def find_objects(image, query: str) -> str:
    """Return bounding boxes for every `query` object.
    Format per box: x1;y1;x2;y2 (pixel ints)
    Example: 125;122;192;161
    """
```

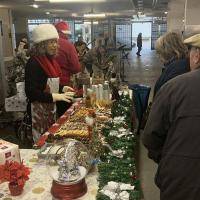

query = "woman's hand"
52;92;74;103
62;86;74;93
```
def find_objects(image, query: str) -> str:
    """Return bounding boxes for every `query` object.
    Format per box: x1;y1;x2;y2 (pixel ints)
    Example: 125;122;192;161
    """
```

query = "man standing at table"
55;21;81;116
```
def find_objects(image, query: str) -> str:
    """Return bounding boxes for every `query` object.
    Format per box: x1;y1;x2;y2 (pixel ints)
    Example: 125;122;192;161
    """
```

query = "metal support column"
91;19;94;48
0;21;7;105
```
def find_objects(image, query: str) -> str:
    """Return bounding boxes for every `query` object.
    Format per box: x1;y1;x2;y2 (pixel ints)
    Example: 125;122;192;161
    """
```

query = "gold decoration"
32;187;45;194
55;130;89;138
29;158;38;163
96;99;113;109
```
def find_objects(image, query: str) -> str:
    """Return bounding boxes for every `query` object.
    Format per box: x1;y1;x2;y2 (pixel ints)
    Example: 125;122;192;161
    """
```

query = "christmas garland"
96;94;142;200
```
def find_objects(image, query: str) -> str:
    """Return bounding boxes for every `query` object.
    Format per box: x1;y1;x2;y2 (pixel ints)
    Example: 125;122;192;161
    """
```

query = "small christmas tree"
6;38;29;97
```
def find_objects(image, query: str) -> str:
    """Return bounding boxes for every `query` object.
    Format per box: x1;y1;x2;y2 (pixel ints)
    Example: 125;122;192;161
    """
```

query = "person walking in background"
143;33;200;200
54;21;81;116
25;24;74;143
154;32;190;97
136;33;142;56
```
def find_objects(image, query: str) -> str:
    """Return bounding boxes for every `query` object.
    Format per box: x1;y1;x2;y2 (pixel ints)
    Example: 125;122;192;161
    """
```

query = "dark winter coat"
154;58;190;97
143;68;200;200
137;35;142;47
25;57;53;103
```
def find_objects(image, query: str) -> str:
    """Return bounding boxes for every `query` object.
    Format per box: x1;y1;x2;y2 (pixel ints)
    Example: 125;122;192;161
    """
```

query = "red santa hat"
55;21;72;35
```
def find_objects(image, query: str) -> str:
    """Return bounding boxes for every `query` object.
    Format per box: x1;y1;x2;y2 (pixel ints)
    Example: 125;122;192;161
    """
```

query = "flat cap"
184;34;200;48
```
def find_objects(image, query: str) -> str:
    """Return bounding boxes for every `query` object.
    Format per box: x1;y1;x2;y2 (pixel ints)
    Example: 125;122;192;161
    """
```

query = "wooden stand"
51;179;87;200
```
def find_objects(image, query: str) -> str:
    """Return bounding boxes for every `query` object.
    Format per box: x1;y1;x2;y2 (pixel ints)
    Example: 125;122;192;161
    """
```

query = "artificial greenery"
6;54;27;97
96;94;142;200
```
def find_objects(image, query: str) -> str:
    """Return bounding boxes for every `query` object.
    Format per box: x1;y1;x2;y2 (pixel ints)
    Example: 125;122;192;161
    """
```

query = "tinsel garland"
96;94;142;200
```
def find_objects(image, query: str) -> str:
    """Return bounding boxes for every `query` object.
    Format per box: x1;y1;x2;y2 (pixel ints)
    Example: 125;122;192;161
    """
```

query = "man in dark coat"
136;33;142;56
143;33;200;200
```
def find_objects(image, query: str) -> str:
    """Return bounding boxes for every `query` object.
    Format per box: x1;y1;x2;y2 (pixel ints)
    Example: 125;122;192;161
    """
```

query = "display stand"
51;179;87;200
118;44;130;82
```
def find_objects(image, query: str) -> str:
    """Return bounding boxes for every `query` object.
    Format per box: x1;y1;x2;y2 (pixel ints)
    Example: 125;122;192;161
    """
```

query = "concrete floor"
126;45;161;200
127;46;161;100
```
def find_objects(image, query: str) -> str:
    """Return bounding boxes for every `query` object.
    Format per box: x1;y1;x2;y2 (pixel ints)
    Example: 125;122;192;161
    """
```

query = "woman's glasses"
47;39;58;46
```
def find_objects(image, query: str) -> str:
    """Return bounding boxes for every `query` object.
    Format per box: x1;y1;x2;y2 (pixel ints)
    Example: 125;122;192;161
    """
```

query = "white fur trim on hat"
32;24;59;44
61;30;72;35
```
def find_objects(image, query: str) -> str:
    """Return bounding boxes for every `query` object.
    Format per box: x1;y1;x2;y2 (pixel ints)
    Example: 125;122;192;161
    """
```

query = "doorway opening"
132;22;152;50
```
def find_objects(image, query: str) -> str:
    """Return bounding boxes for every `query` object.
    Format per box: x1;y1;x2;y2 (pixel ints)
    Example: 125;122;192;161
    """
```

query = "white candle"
98;84;103;100
83;85;87;98
87;88;93;95
92;85;96;92
103;83;110;100
90;77;93;85
129;89;133;100
94;85;99;100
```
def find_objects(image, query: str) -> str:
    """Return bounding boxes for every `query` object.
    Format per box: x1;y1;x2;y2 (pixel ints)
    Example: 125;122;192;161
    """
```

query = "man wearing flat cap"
184;33;200;70
142;33;200;200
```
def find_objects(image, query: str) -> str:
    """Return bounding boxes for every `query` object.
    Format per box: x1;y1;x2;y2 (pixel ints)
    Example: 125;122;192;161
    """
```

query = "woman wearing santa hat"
54;21;81;117
25;24;74;143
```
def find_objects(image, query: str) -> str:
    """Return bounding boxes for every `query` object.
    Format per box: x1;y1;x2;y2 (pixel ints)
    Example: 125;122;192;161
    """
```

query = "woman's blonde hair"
155;32;188;64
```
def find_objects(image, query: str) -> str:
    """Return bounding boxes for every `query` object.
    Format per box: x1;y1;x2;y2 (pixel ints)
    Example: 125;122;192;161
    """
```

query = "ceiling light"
164;11;168;14
84;21;90;25
107;12;121;16
84;13;106;18
32;4;39;8
46;11;50;14
49;0;105;2
84;21;98;25
72;13;78;17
